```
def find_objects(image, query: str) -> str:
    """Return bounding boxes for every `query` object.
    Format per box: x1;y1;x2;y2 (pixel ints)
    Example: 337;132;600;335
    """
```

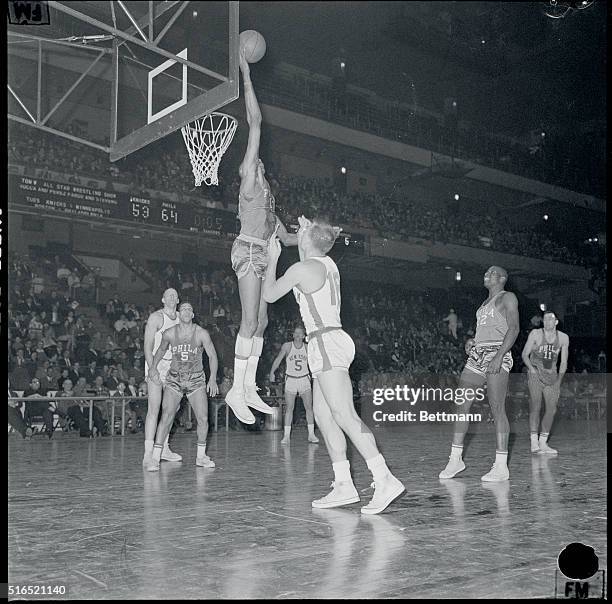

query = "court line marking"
72;569;108;588
257;506;331;526
73;529;125;544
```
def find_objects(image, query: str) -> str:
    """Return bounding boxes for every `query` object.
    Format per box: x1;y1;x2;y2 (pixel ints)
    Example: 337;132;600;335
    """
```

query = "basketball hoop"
181;112;237;186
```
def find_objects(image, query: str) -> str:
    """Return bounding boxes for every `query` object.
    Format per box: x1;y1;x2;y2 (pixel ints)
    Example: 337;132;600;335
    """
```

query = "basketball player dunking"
224;49;298;424
145;302;219;472
521;310;569;455
269;325;319;444
143;288;182;466
439;266;520;482
263;215;405;514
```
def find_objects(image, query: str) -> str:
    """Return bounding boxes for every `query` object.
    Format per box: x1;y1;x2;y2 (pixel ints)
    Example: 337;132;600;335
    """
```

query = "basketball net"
181;112;237;186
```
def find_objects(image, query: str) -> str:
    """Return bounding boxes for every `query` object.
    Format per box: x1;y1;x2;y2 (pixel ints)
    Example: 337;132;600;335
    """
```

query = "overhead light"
540;303;547;311
340;166;347;174
192;9;198;17
444;266;452;270
454;193;460;201
455;271;461;282
481;39;486;44
543;214;549;221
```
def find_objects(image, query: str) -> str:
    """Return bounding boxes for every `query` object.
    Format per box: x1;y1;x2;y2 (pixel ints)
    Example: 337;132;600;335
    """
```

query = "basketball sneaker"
481;462;509;482
308;435;320;444
161;445;182;462
538;442;558;456
196;455;216;468
438;457;466;479
244;386;274;414
312;481;360;509
531;443;541;454
143;458;160;472
361;474;405;515
225;387;256;424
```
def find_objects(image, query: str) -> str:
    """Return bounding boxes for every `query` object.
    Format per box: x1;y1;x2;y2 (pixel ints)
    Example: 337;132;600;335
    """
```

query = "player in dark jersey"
225;49;298;426
521;310;569;455
439;266;520;482
145;302;219;472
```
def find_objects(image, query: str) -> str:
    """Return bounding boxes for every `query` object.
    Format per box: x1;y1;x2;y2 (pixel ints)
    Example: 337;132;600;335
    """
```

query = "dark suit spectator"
23;377;54;438
8;381;32;439
105;368;121;391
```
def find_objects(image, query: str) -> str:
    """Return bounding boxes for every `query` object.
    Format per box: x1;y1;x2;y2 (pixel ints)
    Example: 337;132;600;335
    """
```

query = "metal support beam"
9;115;111;153
7;30;111;53
36;40;42;122
118;1;181;47
154;1;188;45
8;86;36;122
117;1;147;42
41;51;105;125
49;1;226;82
148;1;154;42
110;40;119;146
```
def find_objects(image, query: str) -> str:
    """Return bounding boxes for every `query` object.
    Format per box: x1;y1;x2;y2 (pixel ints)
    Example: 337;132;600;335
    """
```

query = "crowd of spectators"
9;121;604;269
8;248;606;439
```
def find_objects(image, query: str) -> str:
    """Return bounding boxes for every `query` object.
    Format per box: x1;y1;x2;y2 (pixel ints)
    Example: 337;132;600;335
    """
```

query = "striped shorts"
463;343;513;382
307;329;355;377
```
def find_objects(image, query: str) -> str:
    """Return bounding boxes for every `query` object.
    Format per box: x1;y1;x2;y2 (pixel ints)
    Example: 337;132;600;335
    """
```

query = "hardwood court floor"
8;419;607;599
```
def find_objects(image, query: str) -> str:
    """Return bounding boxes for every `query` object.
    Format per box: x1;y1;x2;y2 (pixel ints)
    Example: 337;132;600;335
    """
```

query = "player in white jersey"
142;288;182;467
269;325;319;444
263;215;405;515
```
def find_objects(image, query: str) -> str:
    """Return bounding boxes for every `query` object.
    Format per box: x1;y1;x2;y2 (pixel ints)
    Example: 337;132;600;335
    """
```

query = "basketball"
240;30;267;63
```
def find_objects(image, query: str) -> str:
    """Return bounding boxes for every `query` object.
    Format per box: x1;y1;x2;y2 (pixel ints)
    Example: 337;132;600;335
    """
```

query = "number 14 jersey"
293;256;342;336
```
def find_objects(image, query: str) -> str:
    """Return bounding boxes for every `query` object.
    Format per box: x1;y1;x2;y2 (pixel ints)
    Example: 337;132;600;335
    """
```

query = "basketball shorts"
307;329;355;377
231;234;269;280
285;375;312;395
527;372;561;403
165;369;206;397
463;344;513;383
145;358;172;385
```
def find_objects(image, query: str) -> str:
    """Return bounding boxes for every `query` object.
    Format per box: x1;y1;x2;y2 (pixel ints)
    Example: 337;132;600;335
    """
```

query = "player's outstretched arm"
558;333;569;383
521;330;539;374
276;219;298;247
263;237;309;303
149;331;171;383
269;343;290;382
144;311;163;369
239;49;261;194
200;328;219;397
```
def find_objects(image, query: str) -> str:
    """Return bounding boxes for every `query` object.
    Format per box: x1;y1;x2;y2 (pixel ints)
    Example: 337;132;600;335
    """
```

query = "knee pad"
251;336;264;357
235;334;253;358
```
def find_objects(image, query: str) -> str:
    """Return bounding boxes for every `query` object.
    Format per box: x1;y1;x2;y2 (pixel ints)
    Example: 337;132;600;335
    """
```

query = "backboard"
7;1;239;161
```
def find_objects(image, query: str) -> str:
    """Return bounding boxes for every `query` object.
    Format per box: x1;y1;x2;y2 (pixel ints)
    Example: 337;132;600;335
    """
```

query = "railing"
8;394;287;435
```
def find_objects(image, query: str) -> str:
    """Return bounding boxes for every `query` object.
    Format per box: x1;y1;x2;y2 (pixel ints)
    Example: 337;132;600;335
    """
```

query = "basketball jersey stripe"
293;256;342;336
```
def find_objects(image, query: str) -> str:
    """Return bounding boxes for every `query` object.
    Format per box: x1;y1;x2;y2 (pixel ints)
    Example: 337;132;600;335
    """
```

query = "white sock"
450;444;463;460
197;442;207;458
232;358;248;393
307;424;315;437
163;435;170;449
152;444;163;462
244;356;259;388
144;439;154;454
530;433;539;447
244;336;263;388
283;425;291;438
366;453;391;482
495;451;508;466
539;433;549;445
332;459;352;484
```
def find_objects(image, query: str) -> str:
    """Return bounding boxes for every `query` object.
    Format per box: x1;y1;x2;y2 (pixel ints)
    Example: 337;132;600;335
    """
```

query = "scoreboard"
9;175;366;253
